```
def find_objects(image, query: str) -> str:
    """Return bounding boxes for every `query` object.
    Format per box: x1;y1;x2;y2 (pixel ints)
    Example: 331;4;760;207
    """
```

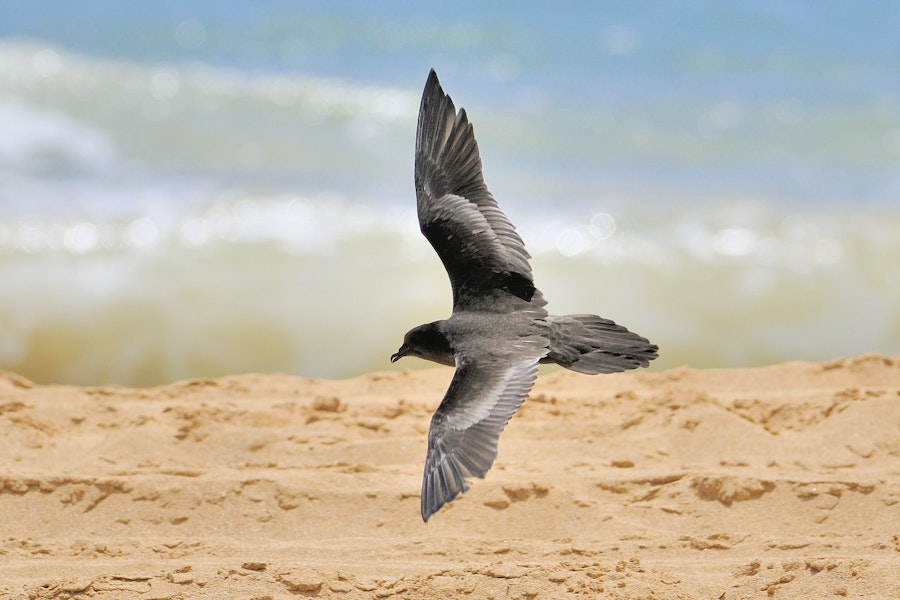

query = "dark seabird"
392;70;658;521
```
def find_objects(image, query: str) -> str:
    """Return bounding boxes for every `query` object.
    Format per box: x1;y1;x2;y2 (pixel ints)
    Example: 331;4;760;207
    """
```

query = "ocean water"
1;1;899;386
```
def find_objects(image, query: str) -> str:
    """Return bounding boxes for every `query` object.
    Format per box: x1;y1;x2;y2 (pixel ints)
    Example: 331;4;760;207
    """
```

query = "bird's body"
392;70;658;521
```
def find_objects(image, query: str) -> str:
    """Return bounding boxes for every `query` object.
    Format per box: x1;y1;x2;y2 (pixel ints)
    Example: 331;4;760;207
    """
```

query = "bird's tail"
544;314;658;374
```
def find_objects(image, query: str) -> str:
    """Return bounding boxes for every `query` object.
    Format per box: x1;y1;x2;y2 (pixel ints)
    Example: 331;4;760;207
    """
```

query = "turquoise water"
1;2;898;385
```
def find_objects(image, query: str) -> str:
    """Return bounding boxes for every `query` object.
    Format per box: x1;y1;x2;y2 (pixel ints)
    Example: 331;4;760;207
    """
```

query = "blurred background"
1;1;898;386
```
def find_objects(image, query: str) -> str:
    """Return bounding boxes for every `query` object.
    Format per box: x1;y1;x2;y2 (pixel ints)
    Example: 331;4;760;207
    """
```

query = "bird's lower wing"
420;339;545;521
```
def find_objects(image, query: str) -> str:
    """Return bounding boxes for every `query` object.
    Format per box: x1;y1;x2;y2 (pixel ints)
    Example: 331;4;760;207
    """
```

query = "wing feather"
415;69;541;311
420;341;545;521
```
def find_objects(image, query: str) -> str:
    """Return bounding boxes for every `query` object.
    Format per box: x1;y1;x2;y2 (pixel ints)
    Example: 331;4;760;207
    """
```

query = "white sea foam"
0;96;116;172
1;190;897;386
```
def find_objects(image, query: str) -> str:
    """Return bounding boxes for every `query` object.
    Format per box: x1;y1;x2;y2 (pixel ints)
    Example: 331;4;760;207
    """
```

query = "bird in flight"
392;70;658;521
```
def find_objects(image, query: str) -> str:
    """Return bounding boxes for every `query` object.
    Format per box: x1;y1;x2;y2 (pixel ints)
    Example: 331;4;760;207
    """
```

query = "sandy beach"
2;353;899;599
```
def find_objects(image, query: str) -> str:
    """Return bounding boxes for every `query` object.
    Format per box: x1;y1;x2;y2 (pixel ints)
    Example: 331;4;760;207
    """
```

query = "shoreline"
2;353;899;598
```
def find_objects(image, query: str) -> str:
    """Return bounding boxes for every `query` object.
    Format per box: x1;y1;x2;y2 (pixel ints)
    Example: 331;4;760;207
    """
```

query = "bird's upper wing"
415;69;542;312
420;332;547;521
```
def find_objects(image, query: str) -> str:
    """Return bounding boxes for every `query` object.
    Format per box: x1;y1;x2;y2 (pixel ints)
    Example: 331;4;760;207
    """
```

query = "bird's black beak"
391;345;409;363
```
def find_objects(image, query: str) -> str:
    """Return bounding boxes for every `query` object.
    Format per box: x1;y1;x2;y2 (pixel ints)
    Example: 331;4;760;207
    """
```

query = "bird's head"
390;321;454;367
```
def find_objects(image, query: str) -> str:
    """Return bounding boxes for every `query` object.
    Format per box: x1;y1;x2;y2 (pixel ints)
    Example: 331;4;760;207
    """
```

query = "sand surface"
1;353;899;599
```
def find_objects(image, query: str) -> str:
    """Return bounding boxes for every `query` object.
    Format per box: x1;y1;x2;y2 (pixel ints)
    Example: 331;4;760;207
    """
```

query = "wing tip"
422;68;448;112
418;68;458;157
420;461;469;522
426;67;439;86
